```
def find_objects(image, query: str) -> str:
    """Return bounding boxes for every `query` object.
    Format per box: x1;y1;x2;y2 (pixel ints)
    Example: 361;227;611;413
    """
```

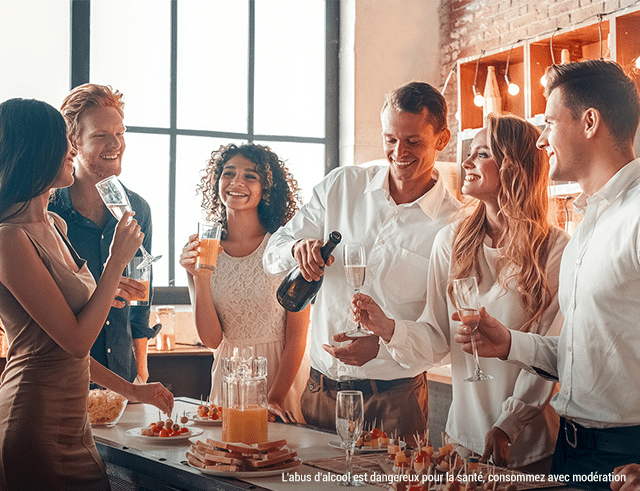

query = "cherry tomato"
159;428;170;437
180;427;189;433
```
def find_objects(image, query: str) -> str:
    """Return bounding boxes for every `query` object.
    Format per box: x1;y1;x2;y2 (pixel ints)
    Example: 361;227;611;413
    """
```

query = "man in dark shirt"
49;83;159;383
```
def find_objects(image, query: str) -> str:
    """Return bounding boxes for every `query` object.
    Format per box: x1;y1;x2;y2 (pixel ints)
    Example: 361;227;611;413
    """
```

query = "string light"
441;64;457;95
472;50;486;107
540;28;559;87
504;41;521;96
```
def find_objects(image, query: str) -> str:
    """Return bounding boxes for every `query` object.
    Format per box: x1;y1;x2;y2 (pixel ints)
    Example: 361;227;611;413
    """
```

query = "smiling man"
263;81;460;442
49;84;159;385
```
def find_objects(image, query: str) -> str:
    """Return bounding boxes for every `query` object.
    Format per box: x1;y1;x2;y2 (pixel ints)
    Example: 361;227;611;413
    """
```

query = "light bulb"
508;82;520;95
636;57;640;70
540;74;547;87
474;93;484;107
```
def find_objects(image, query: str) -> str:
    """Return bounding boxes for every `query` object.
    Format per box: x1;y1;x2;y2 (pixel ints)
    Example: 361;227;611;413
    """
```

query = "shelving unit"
455;7;639;211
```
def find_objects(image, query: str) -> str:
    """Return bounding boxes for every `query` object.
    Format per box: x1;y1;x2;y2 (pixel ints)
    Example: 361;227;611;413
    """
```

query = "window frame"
70;0;339;304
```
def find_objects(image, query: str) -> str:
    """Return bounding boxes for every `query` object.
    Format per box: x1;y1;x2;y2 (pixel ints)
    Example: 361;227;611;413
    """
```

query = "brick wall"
437;0;639;162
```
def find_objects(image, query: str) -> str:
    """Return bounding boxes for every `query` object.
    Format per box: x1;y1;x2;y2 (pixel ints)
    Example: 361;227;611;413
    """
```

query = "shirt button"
378;239;385;245
576;258;581;265
103;262;107;268
107;348;112;354
567;346;572;353
101;235;105;239
106;321;110;326
562;388;568;396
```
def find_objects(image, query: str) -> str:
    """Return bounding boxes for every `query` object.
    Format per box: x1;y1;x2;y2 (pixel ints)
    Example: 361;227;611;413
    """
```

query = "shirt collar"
573;158;640;214
363;165;447;220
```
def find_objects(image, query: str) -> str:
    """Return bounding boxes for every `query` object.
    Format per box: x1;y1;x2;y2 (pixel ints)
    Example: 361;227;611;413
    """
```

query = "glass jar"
155;306;175;351
221;347;268;444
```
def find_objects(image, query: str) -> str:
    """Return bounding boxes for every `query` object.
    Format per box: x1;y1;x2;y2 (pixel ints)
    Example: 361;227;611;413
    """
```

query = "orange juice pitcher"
221;348;268;444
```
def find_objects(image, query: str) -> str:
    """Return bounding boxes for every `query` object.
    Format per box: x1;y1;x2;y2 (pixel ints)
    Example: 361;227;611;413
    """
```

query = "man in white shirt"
263;81;460;442
455;60;640;489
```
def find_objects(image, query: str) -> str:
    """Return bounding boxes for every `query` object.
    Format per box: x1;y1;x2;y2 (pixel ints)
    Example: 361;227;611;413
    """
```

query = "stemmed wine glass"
95;176;162;269
452;277;493;382
343;243;373;337
335;390;364;487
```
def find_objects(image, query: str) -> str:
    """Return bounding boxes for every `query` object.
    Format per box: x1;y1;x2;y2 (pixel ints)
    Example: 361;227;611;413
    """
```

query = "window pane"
90;0;171;128
254;0;325;137
174;136;245;287
0;0;69;106
177;0;249;132
255;141;325;204
118;133;171;286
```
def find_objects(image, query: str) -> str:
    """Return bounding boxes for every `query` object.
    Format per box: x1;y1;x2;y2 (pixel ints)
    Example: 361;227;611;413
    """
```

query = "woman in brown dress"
0;98;173;490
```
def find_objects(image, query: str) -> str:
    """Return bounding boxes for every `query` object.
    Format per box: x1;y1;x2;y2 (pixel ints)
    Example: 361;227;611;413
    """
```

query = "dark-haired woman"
179;143;309;423
0;98;173;491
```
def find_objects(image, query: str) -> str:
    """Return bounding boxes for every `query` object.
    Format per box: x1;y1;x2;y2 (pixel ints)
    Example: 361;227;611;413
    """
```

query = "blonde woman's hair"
449;113;553;333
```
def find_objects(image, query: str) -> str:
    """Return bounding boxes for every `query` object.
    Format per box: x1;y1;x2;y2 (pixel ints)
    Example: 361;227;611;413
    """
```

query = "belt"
309;367;417;395
563;418;640;455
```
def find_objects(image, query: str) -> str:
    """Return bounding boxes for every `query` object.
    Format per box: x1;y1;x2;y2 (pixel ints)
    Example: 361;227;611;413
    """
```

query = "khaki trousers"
301;370;429;446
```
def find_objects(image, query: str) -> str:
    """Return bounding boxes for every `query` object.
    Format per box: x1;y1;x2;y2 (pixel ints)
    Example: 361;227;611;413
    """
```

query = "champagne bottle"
276;231;342;312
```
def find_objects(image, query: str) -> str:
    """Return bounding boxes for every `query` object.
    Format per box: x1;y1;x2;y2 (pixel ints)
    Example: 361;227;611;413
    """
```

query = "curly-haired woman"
353;114;569;473
180;143;309;423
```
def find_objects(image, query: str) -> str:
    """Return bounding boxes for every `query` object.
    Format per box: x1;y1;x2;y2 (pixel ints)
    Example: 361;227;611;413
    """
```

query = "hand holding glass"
335;390;364;487
95;176;161;269
452;277;493;382
342;243;373;337
196;221;222;272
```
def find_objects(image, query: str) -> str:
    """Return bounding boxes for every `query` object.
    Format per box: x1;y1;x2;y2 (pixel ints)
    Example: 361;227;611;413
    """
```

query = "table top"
92;397;383;491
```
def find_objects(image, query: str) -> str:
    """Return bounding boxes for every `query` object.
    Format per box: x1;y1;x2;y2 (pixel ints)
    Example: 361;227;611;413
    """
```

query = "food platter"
186;411;222;426
125;427;203;442
328;439;405;454
188;458;303;477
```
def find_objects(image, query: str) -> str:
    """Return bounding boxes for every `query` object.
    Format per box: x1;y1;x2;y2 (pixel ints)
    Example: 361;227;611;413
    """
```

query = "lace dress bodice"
209;234;285;344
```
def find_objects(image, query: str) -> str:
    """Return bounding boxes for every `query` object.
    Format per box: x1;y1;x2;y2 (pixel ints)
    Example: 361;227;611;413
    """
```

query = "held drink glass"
452;277;493;382
335;390;364;487
343;243;373;337
95;176;161;269
196;221;222;272
127;256;150;306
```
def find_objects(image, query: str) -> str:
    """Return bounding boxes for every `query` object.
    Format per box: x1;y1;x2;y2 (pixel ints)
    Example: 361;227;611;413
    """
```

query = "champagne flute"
452;277;493;382
335;390;364;487
343;243;373;337
95;175;162;269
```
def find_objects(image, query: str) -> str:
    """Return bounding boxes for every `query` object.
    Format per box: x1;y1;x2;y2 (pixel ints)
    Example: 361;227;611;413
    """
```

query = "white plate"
189;458;303;477
328;439;405;453
125;427;203;442
186;411;222;426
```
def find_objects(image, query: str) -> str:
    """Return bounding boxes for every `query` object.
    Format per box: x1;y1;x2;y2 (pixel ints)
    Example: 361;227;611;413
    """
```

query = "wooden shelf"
455;11;640;204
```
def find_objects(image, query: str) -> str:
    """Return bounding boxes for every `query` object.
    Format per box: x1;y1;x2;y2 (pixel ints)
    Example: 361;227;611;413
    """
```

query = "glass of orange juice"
196;221;222;272
127;256;150;306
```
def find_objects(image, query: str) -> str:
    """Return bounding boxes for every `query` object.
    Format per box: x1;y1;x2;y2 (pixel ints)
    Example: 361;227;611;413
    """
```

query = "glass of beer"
196;221;222;272
127;256;150;306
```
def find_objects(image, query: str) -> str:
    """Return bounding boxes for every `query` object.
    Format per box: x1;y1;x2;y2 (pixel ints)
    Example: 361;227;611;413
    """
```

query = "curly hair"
449;114;553;333
197;143;301;236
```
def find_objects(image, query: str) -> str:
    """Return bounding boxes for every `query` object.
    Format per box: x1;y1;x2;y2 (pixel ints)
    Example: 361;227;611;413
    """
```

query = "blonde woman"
180;143;309;423
354;113;569;473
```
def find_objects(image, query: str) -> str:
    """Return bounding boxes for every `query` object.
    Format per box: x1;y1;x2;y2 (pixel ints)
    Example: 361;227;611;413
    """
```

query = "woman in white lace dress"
180;143;310;423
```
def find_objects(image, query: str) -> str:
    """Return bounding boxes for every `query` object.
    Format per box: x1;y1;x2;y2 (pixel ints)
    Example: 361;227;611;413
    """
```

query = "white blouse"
387;223;569;467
